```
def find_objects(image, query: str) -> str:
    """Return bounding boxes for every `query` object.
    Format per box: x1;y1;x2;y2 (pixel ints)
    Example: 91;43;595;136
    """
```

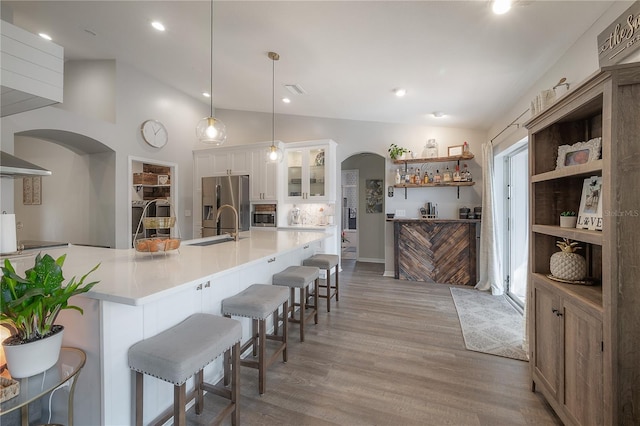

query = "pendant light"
265;51;283;163
196;0;227;145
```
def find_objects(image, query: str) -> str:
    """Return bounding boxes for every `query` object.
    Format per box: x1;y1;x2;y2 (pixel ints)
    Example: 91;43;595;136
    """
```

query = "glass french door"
504;145;528;306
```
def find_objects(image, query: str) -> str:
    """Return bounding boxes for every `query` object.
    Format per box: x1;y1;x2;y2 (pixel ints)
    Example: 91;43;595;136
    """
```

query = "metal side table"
0;347;86;426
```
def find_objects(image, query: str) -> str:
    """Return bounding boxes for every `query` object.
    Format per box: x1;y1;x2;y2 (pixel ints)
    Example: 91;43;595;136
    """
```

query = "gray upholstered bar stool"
302;254;340;312
222;284;289;395
272;265;319;342
128;313;242;426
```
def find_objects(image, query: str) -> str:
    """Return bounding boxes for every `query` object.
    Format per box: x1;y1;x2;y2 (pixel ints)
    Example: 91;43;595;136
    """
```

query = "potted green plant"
1;253;100;378
388;143;409;160
560;211;577;228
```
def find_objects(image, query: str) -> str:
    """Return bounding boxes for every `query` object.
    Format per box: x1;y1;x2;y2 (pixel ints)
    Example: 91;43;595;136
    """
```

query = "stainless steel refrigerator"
202;175;250;237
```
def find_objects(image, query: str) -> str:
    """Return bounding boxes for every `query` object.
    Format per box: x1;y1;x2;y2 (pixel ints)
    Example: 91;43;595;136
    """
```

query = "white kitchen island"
8;229;329;425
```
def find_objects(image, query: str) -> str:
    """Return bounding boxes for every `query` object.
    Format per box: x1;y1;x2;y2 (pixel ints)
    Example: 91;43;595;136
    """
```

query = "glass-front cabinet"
284;140;336;203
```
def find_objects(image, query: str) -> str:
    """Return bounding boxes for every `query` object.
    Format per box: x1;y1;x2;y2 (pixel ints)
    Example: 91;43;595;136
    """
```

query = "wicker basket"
142;217;176;229
135;237;181;253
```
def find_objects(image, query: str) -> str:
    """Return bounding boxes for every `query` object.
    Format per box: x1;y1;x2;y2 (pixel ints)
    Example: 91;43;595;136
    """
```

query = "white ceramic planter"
2;326;64;378
560;216;578;228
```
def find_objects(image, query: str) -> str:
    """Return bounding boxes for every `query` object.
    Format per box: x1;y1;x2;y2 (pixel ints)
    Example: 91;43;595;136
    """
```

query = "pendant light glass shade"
196;116;227;145
265;51;283;163
197;0;227;146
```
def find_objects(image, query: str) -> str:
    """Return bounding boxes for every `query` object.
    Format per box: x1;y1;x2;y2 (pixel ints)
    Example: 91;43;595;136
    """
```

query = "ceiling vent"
284;84;306;95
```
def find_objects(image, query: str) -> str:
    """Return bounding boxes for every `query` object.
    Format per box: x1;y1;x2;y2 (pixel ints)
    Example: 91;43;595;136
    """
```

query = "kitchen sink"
187;236;247;246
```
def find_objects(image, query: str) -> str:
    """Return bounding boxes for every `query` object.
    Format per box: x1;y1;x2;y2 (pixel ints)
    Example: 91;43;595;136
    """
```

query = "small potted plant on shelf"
388;143;409;160
1;253;100;378
559;211;577;228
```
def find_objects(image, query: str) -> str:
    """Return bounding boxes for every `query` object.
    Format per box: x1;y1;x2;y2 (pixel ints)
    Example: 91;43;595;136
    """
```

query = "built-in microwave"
252;204;277;227
252;211;276;227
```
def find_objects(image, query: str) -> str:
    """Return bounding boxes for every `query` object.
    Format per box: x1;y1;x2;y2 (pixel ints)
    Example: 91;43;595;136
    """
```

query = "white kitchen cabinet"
210;149;250;176
250;143;280;202
283;140;337;203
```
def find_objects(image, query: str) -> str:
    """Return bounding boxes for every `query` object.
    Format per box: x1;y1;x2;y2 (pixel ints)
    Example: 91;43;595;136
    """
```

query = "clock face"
141;120;168;148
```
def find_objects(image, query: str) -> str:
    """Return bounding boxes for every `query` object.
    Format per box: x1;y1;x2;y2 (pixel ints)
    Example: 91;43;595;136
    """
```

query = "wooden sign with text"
597;1;640;68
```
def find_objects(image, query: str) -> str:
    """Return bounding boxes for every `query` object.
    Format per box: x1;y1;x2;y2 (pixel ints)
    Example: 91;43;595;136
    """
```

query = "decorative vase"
2;326;64;378
559;216;578;228
550;252;586;281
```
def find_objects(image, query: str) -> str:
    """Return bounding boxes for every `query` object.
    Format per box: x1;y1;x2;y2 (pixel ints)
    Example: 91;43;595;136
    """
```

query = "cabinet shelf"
531;159;603;183
393;181;475;188
392;153;474;165
532;224;603;246
532;273;603;315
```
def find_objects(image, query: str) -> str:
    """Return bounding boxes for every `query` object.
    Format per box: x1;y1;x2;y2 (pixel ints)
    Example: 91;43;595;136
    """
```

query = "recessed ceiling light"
282;97;291;104
432;111;445;118
202;92;211;98
492;0;511;15
394;88;407;97
38;33;52;41
151;21;166;32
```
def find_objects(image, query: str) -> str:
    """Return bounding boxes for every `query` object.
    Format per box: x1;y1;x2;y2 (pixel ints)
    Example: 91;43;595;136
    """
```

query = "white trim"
358;257;384;264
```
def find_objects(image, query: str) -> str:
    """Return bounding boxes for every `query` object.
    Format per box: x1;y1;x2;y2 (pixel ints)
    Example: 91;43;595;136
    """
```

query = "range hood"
0;151;51;178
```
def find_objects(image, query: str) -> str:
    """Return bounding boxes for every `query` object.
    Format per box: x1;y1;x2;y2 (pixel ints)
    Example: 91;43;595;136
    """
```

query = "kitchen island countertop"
6;229;329;306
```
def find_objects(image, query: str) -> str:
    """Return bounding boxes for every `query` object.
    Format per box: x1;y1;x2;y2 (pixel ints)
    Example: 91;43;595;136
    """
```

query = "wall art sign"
22;176;42;205
597;1;640;68
577;176;603;231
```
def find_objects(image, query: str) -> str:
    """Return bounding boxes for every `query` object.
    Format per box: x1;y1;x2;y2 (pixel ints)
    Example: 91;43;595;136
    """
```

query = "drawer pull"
303;245;310;249
196;283;203;291
204;281;211;288
268;257;276;263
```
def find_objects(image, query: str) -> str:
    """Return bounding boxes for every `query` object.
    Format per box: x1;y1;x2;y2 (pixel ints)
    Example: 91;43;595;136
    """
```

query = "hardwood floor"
188;261;561;425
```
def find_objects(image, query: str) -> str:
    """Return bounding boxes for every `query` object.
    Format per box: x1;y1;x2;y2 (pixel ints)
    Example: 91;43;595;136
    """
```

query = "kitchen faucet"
215;204;240;241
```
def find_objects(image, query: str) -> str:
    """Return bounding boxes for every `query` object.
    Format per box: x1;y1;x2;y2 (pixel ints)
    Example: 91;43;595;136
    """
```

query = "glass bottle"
453;164;461;182
463;141;470;155
462;164;470;181
409;167;415;184
428;172;434;183
423;139;438;158
443;165;452;182
434;170;441;183
415;168;421;184
395;168;401;184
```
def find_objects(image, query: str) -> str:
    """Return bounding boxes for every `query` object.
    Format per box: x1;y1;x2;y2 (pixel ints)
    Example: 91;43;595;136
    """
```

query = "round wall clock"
141;119;168;148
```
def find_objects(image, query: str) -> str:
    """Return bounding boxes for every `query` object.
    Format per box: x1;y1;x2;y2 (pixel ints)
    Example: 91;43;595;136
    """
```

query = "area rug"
450;287;528;361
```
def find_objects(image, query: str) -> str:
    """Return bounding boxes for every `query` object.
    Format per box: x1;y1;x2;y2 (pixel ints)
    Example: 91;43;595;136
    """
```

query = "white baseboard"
357;257;384;263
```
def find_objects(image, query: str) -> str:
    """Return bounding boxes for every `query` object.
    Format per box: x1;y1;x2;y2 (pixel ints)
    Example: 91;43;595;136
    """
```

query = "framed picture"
365;179;383;213
448;145;464;157
577;176;603;231
555;137;601;170
22;176;42;205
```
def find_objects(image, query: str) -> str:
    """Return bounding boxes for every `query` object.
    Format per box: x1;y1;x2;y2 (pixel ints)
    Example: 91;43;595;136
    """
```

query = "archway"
340;152;386;264
13;129;116;247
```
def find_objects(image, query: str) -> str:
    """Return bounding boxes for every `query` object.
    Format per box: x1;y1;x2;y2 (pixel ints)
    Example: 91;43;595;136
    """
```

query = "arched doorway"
12;129;116;248
340;152;386;264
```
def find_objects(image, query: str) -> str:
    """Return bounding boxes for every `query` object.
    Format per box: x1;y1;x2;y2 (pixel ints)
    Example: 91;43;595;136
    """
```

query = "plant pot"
2;326;64;378
560;216;578;228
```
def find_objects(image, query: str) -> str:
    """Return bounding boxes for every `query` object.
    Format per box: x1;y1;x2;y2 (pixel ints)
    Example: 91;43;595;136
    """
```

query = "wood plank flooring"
188;261;561;425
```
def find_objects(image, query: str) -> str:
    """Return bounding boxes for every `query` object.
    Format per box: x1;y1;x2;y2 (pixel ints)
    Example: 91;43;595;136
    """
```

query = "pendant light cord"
272;55;275;144
209;0;213;117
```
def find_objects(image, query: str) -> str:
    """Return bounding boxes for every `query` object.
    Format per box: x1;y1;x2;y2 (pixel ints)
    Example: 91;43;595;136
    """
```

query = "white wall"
488;1;637;153
60;60;116;123
1;60;210;248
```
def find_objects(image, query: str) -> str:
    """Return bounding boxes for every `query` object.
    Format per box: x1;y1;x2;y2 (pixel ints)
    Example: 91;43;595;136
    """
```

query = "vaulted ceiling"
4;1;618;129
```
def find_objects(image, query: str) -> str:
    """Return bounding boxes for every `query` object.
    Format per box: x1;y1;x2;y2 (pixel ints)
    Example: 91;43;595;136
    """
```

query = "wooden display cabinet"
526;63;640;426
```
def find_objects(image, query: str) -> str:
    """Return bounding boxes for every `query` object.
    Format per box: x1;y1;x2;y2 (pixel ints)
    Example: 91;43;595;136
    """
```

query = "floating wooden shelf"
531;224;603;246
394;181;475;188
392;153;474;165
531;159;603;183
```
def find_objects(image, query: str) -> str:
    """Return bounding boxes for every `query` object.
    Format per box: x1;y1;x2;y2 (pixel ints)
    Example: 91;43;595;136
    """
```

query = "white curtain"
475;142;504;295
